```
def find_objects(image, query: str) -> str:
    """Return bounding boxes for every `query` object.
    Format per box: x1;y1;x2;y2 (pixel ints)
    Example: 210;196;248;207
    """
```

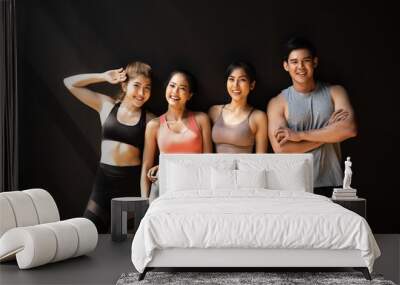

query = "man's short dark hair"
283;36;317;61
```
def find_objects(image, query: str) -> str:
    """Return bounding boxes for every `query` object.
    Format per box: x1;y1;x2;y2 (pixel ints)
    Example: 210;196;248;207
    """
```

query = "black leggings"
83;163;141;233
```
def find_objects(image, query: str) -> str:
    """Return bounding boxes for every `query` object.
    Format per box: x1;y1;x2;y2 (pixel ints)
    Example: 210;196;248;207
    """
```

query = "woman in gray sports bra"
209;62;268;153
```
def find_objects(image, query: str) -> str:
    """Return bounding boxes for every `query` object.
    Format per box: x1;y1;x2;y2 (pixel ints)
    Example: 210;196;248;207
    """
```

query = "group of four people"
64;36;357;233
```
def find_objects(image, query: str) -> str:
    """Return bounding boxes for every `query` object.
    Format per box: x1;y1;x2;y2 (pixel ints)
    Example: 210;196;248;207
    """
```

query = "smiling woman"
63;62;155;233
140;70;213;198
209;62;268;153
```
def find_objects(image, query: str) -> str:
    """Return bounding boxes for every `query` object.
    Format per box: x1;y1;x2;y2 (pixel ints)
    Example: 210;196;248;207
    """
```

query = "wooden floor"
0;234;398;285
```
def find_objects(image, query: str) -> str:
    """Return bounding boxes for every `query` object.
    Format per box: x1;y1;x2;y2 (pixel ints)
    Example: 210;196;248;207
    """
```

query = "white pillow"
238;160;308;191
211;168;236;190
167;162;210;191
236;169;267;189
166;160;236;192
266;162;307;191
211;169;267;190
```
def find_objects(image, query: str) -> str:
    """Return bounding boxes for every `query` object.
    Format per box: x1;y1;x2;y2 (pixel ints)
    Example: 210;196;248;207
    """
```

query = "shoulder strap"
216;105;225;122
105;102;119;121
220;104;226;115
188;112;199;131
111;102;120;113
139;109;145;121
159;114;166;124
138;109;146;127
247;107;255;120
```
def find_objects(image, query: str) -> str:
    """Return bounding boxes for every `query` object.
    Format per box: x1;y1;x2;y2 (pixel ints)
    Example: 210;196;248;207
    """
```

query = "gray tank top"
282;82;343;187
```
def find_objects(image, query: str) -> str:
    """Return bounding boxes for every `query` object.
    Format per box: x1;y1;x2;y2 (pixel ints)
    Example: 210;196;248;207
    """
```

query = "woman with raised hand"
63;62;154;233
141;70;212;198
209;62;268;153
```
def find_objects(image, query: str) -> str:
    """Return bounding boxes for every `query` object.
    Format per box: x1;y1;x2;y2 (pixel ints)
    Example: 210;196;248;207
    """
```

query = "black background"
17;0;399;233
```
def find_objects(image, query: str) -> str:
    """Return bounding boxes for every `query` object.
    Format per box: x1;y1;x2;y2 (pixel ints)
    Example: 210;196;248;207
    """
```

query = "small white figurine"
343;156;353;189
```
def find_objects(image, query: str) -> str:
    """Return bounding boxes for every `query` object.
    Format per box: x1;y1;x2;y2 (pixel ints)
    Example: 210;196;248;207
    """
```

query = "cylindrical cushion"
0;195;17;237
0;226;57;269
65;218;98;257
0;192;39;227
42;221;79;262
0;218;98;269
23;189;60;224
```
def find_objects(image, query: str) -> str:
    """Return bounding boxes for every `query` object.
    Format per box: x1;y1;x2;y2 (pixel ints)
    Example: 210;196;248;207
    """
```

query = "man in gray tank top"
267;36;357;197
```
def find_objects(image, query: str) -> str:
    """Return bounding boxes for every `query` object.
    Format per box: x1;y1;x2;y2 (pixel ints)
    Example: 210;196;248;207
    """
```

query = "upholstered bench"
0;188;98;269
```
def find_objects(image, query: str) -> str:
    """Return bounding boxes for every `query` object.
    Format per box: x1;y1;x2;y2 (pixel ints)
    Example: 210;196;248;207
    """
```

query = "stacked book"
332;188;358;200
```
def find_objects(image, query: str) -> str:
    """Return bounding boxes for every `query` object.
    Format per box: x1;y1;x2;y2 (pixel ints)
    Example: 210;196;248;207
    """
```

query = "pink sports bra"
157;112;203;153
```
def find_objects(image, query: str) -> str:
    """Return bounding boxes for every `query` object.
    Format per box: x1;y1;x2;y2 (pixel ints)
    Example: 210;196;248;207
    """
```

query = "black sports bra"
102;103;146;151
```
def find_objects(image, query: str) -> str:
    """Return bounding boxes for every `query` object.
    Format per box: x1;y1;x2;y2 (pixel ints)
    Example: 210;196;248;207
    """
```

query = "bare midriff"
100;140;141;166
215;143;253;153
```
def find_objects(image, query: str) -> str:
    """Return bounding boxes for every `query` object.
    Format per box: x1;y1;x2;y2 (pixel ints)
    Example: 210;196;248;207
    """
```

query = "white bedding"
131;190;380;273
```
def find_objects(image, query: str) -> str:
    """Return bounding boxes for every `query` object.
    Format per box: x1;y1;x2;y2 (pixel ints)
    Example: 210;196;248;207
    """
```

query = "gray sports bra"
211;105;255;153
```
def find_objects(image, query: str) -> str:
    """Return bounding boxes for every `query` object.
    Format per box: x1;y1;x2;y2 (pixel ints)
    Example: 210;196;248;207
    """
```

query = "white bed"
131;154;380;280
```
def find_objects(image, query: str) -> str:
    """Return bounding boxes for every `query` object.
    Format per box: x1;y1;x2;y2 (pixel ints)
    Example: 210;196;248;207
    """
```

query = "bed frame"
138;154;372;281
139;248;371;280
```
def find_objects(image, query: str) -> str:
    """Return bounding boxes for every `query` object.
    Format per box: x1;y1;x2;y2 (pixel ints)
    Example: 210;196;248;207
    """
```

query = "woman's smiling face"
226;67;254;101
165;73;192;107
123;75;152;107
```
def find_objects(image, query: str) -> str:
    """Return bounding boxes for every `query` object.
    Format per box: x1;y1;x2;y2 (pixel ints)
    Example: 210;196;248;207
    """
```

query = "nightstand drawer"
331;198;366;219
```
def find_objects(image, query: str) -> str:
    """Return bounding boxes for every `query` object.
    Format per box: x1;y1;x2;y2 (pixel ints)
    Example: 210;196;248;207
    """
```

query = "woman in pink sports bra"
141;70;212;197
209;61;268;153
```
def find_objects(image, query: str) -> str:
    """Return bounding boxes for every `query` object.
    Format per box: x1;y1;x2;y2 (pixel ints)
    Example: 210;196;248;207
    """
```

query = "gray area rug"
116;271;396;285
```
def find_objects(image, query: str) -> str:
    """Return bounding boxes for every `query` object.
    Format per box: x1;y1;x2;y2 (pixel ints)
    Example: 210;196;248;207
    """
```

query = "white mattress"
131;190;380;273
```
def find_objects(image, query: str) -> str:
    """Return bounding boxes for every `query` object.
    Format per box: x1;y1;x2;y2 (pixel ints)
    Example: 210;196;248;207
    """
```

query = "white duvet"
131;190;380;273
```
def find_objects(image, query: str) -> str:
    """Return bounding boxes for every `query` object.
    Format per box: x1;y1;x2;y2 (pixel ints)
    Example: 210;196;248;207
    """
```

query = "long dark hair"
165;69;198;95
225;61;256;83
